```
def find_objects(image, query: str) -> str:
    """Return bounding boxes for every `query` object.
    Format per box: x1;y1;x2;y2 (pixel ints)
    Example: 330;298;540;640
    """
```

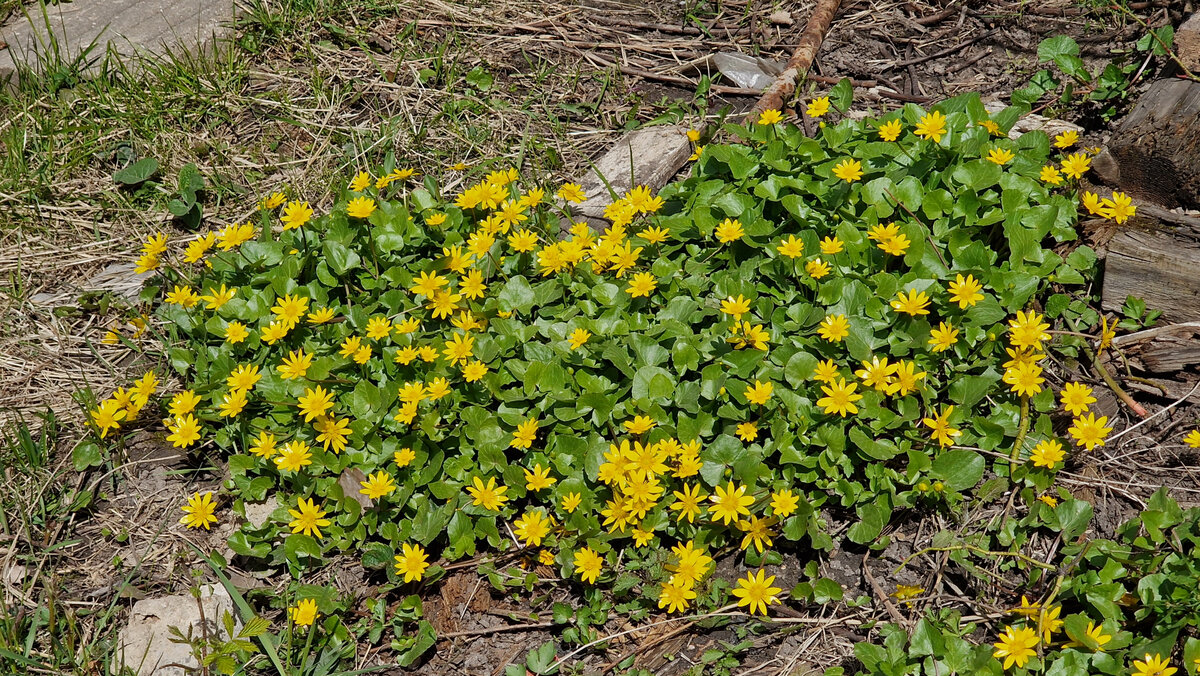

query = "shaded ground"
0;0;1196;674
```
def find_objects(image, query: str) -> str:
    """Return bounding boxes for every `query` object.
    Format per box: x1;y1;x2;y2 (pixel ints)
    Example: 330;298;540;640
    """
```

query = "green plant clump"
91;88;1135;666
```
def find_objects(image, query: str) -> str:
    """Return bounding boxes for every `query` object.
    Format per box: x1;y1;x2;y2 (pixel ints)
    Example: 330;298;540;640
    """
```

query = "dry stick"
748;0;843;119
437;622;554;640
890;32;990;69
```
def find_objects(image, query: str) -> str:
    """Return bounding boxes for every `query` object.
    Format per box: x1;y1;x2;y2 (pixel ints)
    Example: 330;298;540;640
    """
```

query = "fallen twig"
749;0;843;118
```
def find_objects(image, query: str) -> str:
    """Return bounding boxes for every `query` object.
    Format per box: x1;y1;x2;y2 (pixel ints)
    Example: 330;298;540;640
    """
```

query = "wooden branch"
748;0;843;119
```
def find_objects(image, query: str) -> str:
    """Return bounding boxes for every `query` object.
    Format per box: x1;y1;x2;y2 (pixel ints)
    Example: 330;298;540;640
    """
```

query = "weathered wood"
1091;79;1200;209
1102;229;1200;323
1110;322;1200;373
1177;11;1200;74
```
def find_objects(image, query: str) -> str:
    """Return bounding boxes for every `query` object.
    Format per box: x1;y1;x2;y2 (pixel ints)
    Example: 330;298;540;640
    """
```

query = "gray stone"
0;0;235;87
570;124;693;228
116;584;236;676
242;496;279;530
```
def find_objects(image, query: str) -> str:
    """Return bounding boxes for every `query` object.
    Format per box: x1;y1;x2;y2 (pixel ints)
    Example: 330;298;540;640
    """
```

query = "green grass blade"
184;542;287;676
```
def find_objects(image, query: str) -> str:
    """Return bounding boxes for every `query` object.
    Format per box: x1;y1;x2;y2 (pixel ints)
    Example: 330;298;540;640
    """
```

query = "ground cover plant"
76;79;1198;675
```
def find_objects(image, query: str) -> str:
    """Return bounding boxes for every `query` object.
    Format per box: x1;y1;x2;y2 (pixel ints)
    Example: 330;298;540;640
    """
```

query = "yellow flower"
928;322;959;353
200;284;237;310
658;579;697;613
290;599;319;627
297;385;335;422
947;274;984;308
1039;165;1063;185
274;441;312;472
777;235;805;258
513;510;552;547
891;289;931;316
280;200;313;230
914;110;947;143
1029;439;1065;469
1068;412;1112;451
260;191;286;209
737;515;776;552
856;356;897;392
992;625;1039;669
573;547;603;584
892;585;924;601
1100;191;1135;224
878;118;903;141
744;380;773;406
736;421;758;441
168;390;201;417
467;476;508;511
248;430;277;458
702;482;751;526
180;492;218;530
623;415;655;435
393;543;430;582
556;182;586;203
217;389;248;418
626;272;657;298
1059;382;1096;415
1003;362;1044;397
524;464;556;492
732;569;782;616
1132;654;1177;676
1184;430;1200;449
348;171;371;192
922;405;961;448
568;327;591;349
770;489;800;517
878;232;911;256
561;492;582;514
393;447;416;467
818;314;849;342
715;218;745;243
1063;620;1111;651
1008;310;1050;350
720;294;751;319
806;258;831;279
986;147;1015;165
806;96;831;118
757;109;783;125
978;119;1002;136
1054;129;1078;148
511;417;538;449
832;158;864;183
637;226;669;243
288;496;331;539
1081;190;1107;216
819;236;843;255
359;471;397;500
277;349;313;380
166;414;202;448
817;378;863;417
91;399;127;438
346;196;376;219
1060;152;1091;180
668;540;713;588
670;482;706;524
462;359;488;382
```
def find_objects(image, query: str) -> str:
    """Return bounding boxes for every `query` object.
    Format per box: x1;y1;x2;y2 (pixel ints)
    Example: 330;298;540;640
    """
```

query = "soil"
19;0;1200;675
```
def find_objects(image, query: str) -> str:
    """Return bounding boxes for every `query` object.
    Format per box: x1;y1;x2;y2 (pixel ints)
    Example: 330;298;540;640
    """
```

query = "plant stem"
1010;395;1030;475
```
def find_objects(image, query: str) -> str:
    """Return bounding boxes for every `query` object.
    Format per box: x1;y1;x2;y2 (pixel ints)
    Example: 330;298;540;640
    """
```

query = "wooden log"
1091;78;1200;209
1111;322;1200;373
1102;228;1200;323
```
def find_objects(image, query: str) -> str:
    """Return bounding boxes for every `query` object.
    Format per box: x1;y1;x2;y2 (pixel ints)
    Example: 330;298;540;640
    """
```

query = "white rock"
115;584;236;676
